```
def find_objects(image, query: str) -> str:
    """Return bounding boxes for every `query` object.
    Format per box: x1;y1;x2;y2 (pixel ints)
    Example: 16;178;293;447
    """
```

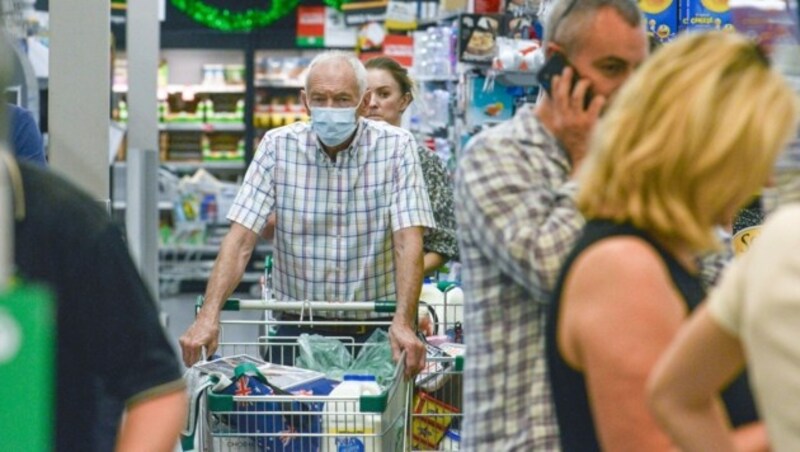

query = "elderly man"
180;51;435;377
454;0;649;449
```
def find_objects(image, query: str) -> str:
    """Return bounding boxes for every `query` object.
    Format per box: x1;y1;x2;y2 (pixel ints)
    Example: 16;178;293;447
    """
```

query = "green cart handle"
195;296;397;314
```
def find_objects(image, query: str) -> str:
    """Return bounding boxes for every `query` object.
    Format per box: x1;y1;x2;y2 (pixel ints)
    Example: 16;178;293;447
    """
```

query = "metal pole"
126;0;161;300
0;150;12;292
244;32;257;166
49;0;110;204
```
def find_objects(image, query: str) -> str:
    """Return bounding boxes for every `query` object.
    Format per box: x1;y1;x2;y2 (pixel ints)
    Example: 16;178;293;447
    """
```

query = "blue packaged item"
680;0;733;31
214;363;338;451
640;0;679;43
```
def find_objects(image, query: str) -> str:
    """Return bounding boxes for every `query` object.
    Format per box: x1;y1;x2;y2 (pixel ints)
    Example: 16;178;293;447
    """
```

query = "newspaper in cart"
194;354;328;389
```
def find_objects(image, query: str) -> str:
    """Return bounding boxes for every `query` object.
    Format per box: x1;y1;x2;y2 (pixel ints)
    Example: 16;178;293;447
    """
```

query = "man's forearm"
199;224;258;321
393;227;424;325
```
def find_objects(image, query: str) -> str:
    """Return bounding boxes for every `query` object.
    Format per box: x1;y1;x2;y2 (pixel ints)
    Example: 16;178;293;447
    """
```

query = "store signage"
385;0;417;30
342;0;388;27
358;34;413;67
383;34;414;67
474;0;502;13
297;6;326;47
325;7;358;48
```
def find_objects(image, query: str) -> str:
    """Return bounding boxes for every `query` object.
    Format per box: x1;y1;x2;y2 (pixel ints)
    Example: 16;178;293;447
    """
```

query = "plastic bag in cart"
296;329;396;386
213;362;329;452
348;329;395;386
295;333;352;377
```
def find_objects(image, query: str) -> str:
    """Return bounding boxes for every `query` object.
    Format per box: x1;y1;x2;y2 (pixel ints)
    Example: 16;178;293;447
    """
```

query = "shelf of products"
112;200;175;210
254;79;305;89
113;83;246;95
158;123;246;132
161;160;246;172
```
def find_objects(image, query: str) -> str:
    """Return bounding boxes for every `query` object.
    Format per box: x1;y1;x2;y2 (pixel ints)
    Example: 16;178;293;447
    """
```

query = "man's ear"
545;41;564;59
300;90;310;114
357;91;372;117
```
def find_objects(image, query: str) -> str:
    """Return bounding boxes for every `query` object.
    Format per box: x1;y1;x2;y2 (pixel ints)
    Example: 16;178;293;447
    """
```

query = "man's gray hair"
544;0;643;53
305;51;368;97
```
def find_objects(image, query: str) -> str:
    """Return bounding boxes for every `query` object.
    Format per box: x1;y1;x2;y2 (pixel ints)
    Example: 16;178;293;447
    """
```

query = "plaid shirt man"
228;118;435;314
455;105;731;450
455;106;583;450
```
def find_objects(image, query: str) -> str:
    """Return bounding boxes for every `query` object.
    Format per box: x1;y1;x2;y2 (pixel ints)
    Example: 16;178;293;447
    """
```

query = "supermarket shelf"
160;243;272;255
415;12;460;29
161;161;246;172
113;200;174;210
114;160;246;172
254;79;305;89
414;74;459;82
494;71;539;87
158;122;245;132
113;83;246;94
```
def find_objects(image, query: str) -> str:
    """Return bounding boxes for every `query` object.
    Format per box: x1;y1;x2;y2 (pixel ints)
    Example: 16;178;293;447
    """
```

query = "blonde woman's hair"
578;31;798;252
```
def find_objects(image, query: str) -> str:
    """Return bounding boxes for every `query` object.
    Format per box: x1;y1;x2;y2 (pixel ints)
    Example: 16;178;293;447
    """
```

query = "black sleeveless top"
545;220;758;451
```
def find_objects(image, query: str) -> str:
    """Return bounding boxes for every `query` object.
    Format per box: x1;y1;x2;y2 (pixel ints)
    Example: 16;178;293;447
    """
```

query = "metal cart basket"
183;298;410;452
411;284;464;451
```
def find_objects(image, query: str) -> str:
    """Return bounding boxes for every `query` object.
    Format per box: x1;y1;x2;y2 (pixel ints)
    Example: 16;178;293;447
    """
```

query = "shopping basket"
182;298;409;452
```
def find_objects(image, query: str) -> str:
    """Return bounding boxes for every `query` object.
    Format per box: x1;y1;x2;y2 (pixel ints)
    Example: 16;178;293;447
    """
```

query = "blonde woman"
544;31;798;451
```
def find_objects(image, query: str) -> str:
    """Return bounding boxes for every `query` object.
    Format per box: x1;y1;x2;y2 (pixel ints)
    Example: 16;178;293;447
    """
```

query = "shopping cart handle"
195;296;241;312
374;300;397;313
196;297;397;313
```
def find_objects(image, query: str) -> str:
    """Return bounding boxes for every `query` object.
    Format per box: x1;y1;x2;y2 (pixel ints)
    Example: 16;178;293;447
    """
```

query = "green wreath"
171;0;350;32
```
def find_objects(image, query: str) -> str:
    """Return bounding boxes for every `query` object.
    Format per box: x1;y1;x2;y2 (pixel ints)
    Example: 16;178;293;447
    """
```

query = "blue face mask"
309;106;358;147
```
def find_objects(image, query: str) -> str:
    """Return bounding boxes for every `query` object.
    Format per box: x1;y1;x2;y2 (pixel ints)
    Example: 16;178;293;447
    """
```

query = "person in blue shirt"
8;103;46;166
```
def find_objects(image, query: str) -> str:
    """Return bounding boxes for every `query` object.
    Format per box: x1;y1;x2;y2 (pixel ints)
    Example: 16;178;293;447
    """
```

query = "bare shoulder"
560;235;688;369
567;236;671;292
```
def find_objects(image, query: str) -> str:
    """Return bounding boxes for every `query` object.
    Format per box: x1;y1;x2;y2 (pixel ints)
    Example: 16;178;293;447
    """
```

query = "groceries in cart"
195;354;331;389
415;341;465;393
323;374;384;452
296;329;396;386
211;362;339;452
411;391;461;450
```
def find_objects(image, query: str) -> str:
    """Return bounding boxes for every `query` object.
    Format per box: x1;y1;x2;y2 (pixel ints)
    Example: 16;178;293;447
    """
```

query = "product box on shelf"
640;0;679;42
465;75;515;129
680;0;733;32
458;14;502;65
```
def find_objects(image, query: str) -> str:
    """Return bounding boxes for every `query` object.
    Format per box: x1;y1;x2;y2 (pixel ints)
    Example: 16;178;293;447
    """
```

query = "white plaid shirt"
228;119;435;313
455;106;581;450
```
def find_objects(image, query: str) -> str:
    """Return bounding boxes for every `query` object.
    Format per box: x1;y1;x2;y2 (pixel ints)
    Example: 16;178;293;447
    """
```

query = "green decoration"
323;0;350;9
171;0;352;32
170;0;300;32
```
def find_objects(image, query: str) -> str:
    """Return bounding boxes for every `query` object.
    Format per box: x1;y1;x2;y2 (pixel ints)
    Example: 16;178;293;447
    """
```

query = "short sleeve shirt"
228;119;435;307
707;204;800;451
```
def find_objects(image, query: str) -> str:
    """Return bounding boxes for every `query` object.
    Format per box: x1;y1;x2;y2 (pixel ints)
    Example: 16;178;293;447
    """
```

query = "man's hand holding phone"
537;54;606;174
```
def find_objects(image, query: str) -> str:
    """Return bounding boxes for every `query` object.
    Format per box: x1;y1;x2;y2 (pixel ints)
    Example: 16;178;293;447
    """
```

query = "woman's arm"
647;305;749;452
423;251;446;275
559;237;688;451
116;388;187;452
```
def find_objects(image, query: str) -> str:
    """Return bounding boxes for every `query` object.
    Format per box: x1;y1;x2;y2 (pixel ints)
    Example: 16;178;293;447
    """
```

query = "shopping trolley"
183;297;410;452
411;283;465;451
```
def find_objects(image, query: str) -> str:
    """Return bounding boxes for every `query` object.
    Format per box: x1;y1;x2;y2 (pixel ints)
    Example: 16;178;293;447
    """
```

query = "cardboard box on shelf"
680;0;733;32
641;0;678;43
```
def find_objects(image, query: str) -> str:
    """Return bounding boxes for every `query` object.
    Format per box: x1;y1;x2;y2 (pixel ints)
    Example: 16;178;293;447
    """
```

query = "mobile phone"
536;52;592;108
